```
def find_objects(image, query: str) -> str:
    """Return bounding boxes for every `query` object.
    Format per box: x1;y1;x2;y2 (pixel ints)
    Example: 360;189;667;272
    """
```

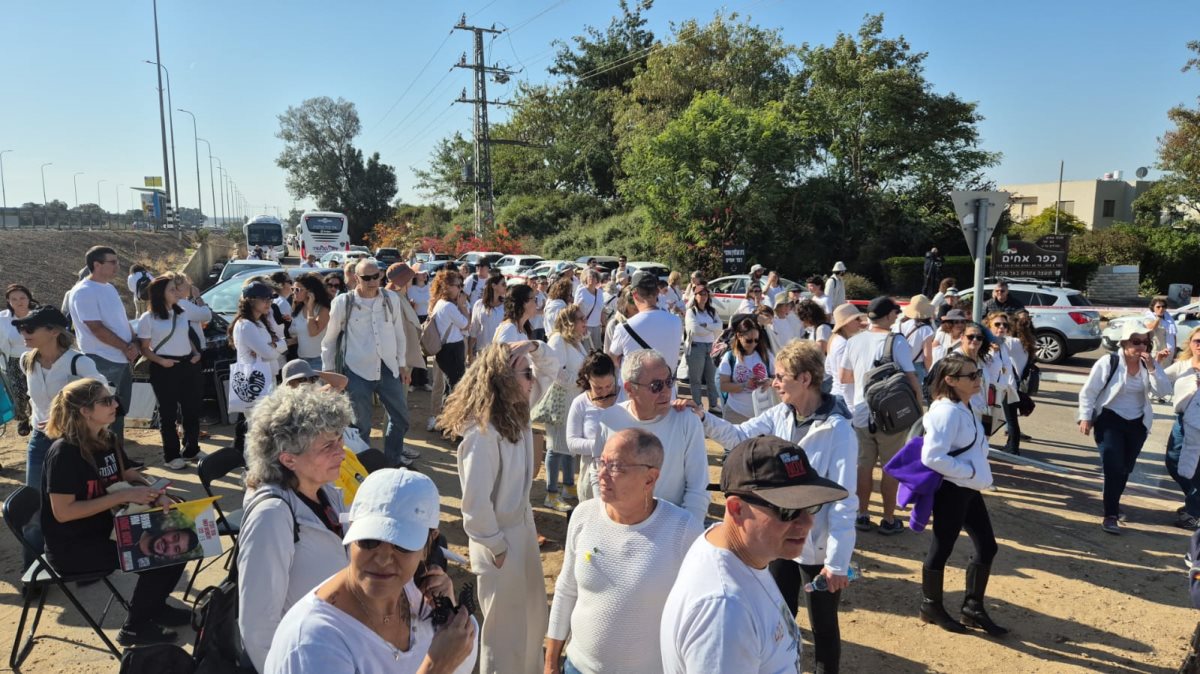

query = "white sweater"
457;422;536;565
547;499;702;673
922;399;993;491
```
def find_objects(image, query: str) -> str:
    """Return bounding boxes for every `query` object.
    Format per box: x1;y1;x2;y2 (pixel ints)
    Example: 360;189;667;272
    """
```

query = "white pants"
576;456;595;502
472;519;547;674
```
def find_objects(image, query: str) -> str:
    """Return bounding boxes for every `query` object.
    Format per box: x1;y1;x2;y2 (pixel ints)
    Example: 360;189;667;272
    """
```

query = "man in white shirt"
595;350;710;522
573;268;605;350
660;435;848;674
825;262;847;309
806;275;834;315
126;264;152;316
299;254;319;268
839;296;922;535
321;259;412;467
68;246;139;443
607;271;684;375
463;260;491;306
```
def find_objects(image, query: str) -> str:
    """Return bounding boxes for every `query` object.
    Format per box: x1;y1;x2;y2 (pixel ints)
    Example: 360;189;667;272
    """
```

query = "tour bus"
243;215;287;260
297;210;350;260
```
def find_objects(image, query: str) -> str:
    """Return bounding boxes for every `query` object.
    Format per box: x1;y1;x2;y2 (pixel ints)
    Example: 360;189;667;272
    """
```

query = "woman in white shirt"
2;283;36;436
796;299;832;352
171;274;212;352
542;304;588;513
290;273;331;370
136;276;203;469
1165;334;1200;530
684;282;723;414
468;276;507;359
493;283;537;345
229;282;288;454
427;270;471;431
531;276;549;341
566;352;622;499
986;312;1029;456
931;309;968;368
898;296;936;400
1077;324;1170;535
718;317;775;424
920;353;1005;636
732;284;763;319
827;304;865;405
543;278;573;336
664;271;686;316
408;271;433;389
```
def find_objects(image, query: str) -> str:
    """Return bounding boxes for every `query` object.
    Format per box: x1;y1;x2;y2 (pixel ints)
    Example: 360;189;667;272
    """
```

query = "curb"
1041;370;1088;385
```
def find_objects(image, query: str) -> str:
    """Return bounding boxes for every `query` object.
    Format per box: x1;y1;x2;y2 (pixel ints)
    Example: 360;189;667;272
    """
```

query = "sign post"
950;191;1009;322
992;235;1069;281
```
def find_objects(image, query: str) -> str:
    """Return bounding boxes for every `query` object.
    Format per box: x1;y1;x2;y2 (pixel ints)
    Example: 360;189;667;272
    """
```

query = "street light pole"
214;158;226;226
115;184;122;227
197;138;217;227
149;0;172;230
72;171;83;209
0;149;11;229
177;108;202;226
145;60;179;215
40;162;52;228
97;179;107;228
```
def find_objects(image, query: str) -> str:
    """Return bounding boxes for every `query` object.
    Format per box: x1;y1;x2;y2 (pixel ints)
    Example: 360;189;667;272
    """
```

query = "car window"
496;256;514;267
1066;293;1093;307
1006;290;1035;306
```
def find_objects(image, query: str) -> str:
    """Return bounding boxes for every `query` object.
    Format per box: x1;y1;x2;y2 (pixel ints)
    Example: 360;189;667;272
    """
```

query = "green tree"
286;208;303;227
276;96;398;242
1008;206;1087;240
412;132;474;208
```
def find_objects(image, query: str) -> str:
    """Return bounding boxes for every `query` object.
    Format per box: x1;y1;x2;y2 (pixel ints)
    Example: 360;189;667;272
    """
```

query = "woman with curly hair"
426;269;471;432
439;341;551;674
494;283;537;344
796;299;833;352
291;272;332;370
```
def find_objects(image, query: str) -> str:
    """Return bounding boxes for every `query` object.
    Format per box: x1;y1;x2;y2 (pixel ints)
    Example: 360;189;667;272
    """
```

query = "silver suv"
957;279;1101;363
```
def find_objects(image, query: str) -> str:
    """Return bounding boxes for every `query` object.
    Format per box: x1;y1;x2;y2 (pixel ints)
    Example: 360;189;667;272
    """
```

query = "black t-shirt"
296;488;342;537
40;438;125;555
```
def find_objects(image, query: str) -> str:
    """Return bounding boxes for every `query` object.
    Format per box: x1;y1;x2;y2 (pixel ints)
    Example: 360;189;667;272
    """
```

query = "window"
1102;200;1116;218
1008;290;1036;306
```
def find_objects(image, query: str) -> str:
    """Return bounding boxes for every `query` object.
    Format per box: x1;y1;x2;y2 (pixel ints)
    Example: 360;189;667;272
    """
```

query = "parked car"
416;259;455;276
350;245;371;254
513;260;585;284
410;252;453;266
957;280;1101;363
495;254;544;278
456;251;505;269
213;259;282;283
707;274;802;321
576;255;621;272
1106;302;1200;355
373;248;402;267
319;250;372;269
202;267;345;323
624;261;671;282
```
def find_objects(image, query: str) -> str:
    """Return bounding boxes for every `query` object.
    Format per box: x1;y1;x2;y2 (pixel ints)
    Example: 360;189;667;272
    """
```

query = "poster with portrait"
114;496;224;572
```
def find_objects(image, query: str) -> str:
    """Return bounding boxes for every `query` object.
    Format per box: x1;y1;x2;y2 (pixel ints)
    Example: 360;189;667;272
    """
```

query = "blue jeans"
1093;409;1148;518
304;356;323;370
23;429;54;570
563;657;583;674
90;354;132;443
345;365;410;467
1166;417;1200;517
545;449;574;494
686;342;720;409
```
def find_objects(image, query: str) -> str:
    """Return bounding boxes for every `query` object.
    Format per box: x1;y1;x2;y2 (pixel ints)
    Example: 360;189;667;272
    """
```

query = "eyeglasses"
964;334;985;342
749;289;762;294
949;370;982;381
356;539;420;554
730;492;822;521
596;458;655;475
518;368;534;381
1191;339;1200;345
91;395;119;407
359;273;381;282
630;378;671;394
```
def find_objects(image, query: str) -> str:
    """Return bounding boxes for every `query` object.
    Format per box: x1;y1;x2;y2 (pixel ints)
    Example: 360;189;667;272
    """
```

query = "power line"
387;78;463;155
507;0;571;34
376;67;456;147
369;30;454;134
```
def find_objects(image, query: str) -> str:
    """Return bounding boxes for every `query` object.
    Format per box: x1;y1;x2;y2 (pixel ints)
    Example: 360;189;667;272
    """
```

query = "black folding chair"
183;446;246;599
4;486;131;668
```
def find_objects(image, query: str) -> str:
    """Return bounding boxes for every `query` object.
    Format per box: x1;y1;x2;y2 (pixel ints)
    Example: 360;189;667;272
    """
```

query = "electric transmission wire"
369;30;454;135
376;67;456;147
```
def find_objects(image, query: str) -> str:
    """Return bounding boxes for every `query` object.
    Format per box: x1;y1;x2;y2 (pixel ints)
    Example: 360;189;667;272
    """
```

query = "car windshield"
1065;293;1093;307
221;262;277;281
202;277;250;315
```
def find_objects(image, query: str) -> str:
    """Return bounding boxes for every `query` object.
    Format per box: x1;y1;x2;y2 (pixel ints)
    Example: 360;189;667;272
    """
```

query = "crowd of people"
5;245;1200;672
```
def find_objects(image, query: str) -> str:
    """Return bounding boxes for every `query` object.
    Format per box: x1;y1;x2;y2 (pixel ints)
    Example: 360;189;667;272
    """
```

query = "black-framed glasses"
949;370;982;381
630;378;671;394
730;492;822;521
596;458;655;475
964;334;985;342
1128;338;1149;347
355;539;421;554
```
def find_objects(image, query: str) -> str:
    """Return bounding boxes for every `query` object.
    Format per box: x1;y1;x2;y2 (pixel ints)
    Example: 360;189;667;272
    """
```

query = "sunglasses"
359;273;382;282
91;395;119;407
991;322;1009;329
965;334;985;342
518;367;534;381
740;336;759;344
1127;338;1149;347
630;378;671;394
355;539;421;554
731;491;822;521
15;324;45;334
949;370;982;381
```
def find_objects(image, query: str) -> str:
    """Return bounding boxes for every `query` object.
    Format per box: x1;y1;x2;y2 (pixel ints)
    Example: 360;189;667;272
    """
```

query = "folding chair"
4;486;131;668
183;446;246;599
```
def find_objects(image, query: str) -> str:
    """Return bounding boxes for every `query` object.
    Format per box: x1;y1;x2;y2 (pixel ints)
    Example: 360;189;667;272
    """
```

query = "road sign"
992;234;1069;279
144;176;163;188
951;190;1008;258
722;245;747;274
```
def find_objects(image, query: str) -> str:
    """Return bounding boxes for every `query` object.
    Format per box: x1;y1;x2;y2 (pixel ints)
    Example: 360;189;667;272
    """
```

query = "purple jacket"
883;436;942;532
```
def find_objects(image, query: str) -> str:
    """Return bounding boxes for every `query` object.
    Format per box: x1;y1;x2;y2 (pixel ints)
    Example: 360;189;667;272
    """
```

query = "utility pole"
150;0;173;232
198;137;217;227
454;15;514;238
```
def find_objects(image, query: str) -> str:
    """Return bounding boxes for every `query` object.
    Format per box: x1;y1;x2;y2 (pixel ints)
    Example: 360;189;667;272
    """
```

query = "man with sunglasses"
982;280;1024;316
322;259;414;468
661;436;848;673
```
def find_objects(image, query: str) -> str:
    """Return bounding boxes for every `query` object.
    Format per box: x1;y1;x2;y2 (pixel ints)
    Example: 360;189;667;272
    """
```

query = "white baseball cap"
342;468;440;551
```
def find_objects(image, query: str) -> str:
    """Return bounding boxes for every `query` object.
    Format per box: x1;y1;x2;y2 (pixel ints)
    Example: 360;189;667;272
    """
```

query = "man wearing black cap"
607;270;683;374
839;296;922;536
660;436;848;673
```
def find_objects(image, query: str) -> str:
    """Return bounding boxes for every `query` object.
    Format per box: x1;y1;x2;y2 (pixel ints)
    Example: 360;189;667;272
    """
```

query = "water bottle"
803;565;860;593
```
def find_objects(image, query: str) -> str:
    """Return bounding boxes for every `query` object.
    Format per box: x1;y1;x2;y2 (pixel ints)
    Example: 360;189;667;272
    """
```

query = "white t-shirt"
805;323;832;344
408;284;431;316
660;528;802;674
469;301;505;353
574;285;605;328
544;298;568;333
431;299;469;344
68;279;133;363
135;311;193;358
126;271;151;295
826;334;853;407
292;310;325;359
895;319;935;365
717;351;773;418
607;308;684;374
840;329;915;428
531;291;547;331
264;583;478;674
493;321;529;345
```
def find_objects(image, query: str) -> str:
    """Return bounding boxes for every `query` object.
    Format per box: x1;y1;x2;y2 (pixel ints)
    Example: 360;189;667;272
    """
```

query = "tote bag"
227;358;273;415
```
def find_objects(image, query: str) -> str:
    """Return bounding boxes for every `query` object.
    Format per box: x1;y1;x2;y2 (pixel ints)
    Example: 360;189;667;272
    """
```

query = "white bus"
297;211;350;260
243;215;287;260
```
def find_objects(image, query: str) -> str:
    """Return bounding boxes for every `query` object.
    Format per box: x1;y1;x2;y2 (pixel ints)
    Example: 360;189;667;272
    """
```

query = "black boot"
919;568;967;633
960;563;1009;636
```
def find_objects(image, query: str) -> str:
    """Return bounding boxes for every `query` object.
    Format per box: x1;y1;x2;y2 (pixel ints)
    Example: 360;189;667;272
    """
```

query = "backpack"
864;334;922;435
710;312;755;359
120;644;196;674
135;273;152;302
191;491;298;674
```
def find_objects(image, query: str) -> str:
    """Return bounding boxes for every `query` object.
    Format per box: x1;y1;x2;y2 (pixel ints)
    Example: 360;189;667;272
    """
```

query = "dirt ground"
0;385;1197;674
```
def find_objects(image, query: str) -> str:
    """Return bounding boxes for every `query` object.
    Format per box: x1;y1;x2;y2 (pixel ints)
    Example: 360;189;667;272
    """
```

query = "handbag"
1020;362;1041;396
226;358;273;415
531;380;570;425
1017;391;1036;417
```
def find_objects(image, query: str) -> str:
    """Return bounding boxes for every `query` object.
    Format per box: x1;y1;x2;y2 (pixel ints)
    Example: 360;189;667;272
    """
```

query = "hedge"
882;255;1100;295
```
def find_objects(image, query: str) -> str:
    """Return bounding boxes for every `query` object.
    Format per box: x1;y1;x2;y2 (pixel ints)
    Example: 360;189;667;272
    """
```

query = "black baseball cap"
709;436;848;511
632;270;660;293
867;296;900;319
11;306;69;331
242;281;274;300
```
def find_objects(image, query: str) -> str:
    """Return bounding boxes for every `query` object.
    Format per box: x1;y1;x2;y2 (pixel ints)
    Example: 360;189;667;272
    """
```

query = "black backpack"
120;644;196;674
135;273;153;302
864;334;922;435
192;491;298;674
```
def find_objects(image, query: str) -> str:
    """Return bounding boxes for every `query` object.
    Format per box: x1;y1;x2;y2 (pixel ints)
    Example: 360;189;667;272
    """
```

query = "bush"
1071;227;1146;265
881;255;973;294
843;272;881;300
1065;257;1100;290
540;209;661;262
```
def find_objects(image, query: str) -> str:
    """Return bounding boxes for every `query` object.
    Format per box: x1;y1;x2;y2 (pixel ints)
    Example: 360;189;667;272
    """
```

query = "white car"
1106;302;1200;355
957;280;1101;363
319;250;372;269
495;254;544;278
512;260;585;284
707;274;802;321
624;261;671;282
216;259;282;283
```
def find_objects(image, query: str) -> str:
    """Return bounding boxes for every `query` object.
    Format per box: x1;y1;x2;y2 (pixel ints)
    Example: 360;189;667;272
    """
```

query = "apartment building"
999;178;1155;229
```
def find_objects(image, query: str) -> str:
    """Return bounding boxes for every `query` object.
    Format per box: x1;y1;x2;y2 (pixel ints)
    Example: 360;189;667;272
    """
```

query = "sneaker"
183;450;205;465
425;416;437;432
1101;517;1121;535
1177;513;1200;530
155;604;193;627
401;446;421;461
117;622;178;646
878;518;905;535
423;383;433;392
563;485;578;500
165;458;187;470
543;494;573;513
854;514;874;532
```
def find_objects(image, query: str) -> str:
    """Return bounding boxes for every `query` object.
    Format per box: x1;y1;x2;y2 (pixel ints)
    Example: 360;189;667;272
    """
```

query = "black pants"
233;413;248;457
435;340;467;395
49;538;184;628
769;560;841;673
1003;400;1021;453
148;358;203;461
925;480;998;571
1093;408;1148;518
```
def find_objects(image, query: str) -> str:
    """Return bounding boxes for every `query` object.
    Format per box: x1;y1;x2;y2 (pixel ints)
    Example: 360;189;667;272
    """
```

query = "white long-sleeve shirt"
457;423;536;565
430;298;469;344
565;390;626;457
1077;352;1169;431
596;402;711;522
321;289;408;380
922;399;993;491
574;285;605;328
24;349;108;429
0;309;30;360
176;298;212;350
547;498;702;673
233;318;286;376
685;307;723;345
1168;360;1200;478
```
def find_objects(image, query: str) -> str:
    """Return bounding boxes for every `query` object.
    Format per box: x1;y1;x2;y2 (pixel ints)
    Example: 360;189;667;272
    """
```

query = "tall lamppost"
145;60;178;214
197;138;217;227
0;149;11;228
40;162;52;227
213;158;226;226
72;171;84;209
115;183;123;227
149;0;172;230
177;108;202;226
96;179;107;228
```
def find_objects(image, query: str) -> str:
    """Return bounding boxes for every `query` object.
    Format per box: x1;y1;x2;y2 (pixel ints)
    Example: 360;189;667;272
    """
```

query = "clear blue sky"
2;0;1196;221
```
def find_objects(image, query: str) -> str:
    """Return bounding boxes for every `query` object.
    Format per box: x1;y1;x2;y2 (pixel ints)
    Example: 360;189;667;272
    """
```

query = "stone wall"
1087;264;1139;303
179;240;236;289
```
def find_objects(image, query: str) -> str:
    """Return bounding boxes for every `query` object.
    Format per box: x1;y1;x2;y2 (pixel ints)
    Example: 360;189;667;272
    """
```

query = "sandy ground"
0;384;1197;674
